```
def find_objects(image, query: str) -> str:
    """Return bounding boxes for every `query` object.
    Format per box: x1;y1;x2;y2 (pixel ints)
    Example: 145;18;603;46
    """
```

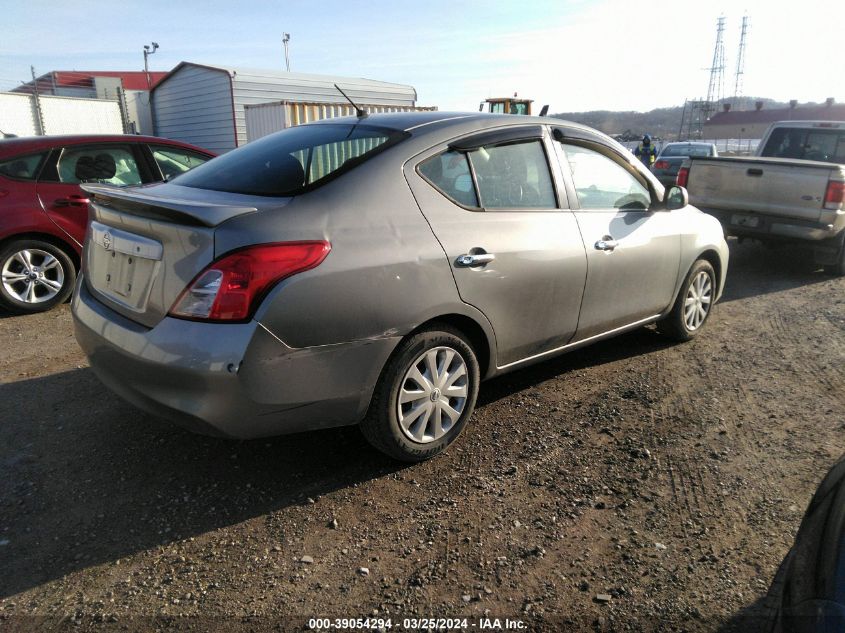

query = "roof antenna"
334;83;366;118
539;105;549;117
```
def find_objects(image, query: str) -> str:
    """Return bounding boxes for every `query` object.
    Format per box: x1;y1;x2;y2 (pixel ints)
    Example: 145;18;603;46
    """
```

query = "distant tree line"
550;97;803;140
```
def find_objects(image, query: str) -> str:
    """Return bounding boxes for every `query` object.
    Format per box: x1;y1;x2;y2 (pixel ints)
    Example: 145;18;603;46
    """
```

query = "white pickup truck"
679;121;845;275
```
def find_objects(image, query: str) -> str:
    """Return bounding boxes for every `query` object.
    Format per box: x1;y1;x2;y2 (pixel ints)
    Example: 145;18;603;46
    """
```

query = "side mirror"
665;185;688;211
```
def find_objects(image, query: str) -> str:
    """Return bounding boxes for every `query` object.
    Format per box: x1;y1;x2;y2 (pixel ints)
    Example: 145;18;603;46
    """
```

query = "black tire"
0;239;76;314
360;325;480;462
656;259;716;342
823;233;845;277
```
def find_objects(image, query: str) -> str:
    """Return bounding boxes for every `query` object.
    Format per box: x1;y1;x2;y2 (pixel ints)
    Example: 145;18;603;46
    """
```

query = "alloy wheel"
683;270;712;331
1;248;65;304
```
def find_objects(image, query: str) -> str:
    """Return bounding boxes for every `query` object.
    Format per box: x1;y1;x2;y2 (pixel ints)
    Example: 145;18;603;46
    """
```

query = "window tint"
55;146;142;186
761;127;845;163
562;144;651;210
419;150;478;207
470;141;556;209
175;124;407;196
0;152;47;180
151;146;210;180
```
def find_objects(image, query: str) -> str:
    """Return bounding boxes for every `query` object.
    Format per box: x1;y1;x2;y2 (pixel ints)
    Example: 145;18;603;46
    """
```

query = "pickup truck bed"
685;155;845;240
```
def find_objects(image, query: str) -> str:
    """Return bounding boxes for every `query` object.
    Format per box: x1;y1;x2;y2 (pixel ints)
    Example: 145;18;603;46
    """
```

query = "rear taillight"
824;180;845;210
676;166;690;188
654;160;670;170
169;241;331;322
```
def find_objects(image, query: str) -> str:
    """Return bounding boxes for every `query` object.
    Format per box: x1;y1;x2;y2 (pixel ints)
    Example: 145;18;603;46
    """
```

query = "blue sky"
1;0;843;112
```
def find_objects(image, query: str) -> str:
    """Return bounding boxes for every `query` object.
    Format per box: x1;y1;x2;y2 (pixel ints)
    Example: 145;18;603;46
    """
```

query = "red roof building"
12;70;168;97
703;100;845;139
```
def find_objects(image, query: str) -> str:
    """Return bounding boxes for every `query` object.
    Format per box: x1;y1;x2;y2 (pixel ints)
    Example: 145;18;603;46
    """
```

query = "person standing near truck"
634;134;657;166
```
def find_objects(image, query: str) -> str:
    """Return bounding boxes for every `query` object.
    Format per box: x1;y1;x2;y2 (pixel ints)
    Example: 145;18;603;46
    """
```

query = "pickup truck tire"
822;233;845;277
657;259;716;342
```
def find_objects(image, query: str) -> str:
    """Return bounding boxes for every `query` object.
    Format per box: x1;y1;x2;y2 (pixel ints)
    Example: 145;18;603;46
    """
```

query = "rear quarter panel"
214;147;495;353
0;175;80;254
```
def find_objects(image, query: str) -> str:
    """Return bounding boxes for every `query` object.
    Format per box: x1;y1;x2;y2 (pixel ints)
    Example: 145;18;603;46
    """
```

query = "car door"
404;126;587;368
553;136;681;340
36;143;148;246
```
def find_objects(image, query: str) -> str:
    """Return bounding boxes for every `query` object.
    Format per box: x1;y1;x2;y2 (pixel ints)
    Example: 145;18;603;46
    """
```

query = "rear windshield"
175;123;408;196
760;127;845;163
660;145;713;157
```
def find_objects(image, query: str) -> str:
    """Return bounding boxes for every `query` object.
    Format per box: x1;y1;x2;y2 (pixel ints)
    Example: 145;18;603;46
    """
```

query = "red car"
0;135;214;313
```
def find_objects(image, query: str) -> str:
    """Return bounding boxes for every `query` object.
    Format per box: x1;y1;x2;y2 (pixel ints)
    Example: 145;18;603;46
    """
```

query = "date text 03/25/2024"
308;617;527;630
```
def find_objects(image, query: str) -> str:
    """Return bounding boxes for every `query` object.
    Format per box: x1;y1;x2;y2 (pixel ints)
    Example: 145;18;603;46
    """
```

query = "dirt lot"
1;239;843;632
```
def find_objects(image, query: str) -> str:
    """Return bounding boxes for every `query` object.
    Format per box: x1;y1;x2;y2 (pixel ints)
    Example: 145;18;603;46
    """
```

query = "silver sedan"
72;112;728;461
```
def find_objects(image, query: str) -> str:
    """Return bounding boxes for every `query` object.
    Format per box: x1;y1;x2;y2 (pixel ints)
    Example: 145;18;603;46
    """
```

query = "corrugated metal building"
244;101;437;142
151;62;418;153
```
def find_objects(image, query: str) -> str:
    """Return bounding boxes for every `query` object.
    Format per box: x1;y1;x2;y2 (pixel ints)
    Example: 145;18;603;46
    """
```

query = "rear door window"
418;150;478;207
470;141;556;209
175;124;408;196
54;145;143;186
150;145;210;180
419;138;557;211
0;152;47;180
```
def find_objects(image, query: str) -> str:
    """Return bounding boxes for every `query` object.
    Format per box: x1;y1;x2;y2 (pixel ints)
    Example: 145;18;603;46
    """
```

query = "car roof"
0;134;214;159
308;111;594;136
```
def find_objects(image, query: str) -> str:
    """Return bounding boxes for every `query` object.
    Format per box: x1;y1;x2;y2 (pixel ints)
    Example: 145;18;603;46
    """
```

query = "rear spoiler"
81;184;258;228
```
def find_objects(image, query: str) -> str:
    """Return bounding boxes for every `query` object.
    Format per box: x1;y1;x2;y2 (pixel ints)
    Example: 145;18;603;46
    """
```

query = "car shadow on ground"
0;322;683;599
0;367;404;598
720;239;837;303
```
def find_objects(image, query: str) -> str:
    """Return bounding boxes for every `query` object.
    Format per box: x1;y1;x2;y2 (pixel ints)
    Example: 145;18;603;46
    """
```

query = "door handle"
594;238;619;251
456;253;495;267
54;196;90;207
746;168;763;177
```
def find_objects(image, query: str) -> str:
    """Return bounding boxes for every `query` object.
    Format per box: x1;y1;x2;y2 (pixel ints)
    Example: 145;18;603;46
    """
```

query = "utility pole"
143;41;159;90
282;33;291;72
733;15;749;111
30;66;45;135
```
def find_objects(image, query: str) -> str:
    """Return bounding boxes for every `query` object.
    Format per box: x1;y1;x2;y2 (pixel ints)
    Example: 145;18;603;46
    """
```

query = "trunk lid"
80;182;289;328
687;156;840;222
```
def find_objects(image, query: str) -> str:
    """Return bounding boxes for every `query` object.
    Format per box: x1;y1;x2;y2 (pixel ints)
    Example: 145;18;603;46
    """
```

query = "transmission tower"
733;15;749;110
703;16;727;122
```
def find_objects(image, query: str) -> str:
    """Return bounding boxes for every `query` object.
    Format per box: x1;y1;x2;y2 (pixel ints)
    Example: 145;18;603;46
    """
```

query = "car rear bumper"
701;207;845;242
72;278;399;439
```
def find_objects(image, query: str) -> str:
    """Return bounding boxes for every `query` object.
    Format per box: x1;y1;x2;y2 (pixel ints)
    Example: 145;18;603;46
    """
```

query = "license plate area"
88;222;162;311
731;214;760;228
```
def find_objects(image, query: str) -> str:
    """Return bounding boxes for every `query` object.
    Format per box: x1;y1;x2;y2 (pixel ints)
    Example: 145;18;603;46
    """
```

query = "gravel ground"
0;239;843;632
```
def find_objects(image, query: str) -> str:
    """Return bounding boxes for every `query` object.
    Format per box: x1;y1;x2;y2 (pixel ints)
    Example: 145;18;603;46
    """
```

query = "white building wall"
0;93;39;136
151;64;236;153
39;95;123;134
124;90;155;135
0;92;123;137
